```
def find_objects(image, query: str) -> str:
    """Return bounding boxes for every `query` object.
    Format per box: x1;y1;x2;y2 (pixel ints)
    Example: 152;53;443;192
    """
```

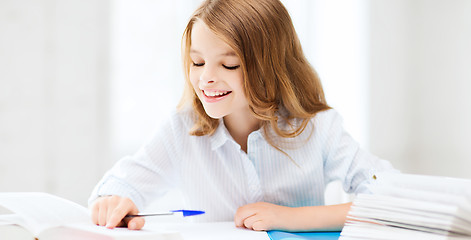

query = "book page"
0;221;36;240
0;192;90;235
0;213;28;226
150;221;270;240
39;223;183;240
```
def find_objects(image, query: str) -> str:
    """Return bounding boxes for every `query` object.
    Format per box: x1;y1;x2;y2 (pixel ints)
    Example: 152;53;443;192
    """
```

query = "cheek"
233;75;249;105
189;69;200;90
235;73;245;95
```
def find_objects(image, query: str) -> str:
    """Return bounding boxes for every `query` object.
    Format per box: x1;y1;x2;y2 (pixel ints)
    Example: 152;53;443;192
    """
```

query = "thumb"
126;217;145;230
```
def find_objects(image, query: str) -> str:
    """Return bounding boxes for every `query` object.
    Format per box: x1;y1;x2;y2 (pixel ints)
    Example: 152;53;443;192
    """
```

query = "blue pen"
125;210;205;218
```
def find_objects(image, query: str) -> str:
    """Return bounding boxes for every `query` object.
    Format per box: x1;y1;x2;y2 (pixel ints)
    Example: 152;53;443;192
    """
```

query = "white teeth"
204;91;228;97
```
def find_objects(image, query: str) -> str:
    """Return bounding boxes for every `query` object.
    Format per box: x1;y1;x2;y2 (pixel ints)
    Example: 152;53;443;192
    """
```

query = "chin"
202;107;227;119
205;111;225;119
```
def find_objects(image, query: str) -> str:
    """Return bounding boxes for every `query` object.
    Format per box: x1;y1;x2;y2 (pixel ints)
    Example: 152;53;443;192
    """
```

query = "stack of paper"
340;173;471;240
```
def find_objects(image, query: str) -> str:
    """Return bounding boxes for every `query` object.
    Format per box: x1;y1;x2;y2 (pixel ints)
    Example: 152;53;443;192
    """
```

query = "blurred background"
1;0;470;207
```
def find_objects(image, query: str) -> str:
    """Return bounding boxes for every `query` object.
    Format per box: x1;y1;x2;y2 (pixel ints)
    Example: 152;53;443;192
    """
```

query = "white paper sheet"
147;221;270;240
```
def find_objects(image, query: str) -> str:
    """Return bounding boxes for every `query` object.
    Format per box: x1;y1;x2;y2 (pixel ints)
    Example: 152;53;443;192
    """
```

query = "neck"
223;110;261;153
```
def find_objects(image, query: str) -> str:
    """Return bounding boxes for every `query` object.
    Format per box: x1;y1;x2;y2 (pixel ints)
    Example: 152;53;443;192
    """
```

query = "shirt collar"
209;118;266;151
209;118;233;151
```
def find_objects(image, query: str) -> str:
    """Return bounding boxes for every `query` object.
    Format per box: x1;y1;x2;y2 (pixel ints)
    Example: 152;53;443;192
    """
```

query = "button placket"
242;132;263;203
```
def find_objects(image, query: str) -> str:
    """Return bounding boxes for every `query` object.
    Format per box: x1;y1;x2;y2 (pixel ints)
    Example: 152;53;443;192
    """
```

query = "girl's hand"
234;202;295;231
235;202;352;232
90;195;145;230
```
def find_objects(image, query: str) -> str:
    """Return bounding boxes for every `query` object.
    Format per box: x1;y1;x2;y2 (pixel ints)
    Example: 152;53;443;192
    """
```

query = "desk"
148;221;341;240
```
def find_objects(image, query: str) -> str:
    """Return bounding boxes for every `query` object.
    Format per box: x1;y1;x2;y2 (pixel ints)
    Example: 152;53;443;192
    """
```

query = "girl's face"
189;20;248;119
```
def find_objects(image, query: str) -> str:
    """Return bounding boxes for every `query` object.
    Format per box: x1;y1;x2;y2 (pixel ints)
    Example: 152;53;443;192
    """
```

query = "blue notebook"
267;230;340;240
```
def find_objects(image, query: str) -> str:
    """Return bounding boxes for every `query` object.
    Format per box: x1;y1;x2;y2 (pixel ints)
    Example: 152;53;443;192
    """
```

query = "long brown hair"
179;0;330;145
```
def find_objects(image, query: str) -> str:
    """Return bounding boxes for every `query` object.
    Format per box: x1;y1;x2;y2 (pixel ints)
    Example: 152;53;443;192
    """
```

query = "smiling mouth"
202;90;232;98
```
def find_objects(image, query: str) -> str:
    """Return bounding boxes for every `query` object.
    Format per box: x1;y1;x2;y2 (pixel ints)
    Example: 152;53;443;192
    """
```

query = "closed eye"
223;65;240;70
192;62;205;67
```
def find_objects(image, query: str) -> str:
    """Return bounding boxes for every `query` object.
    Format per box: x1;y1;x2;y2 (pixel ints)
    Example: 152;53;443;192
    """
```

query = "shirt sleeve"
88;113;183;210
320;110;397;194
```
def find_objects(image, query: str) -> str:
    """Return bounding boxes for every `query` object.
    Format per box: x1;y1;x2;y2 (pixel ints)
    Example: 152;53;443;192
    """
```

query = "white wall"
409;0;471;178
369;0;471;178
368;0;413;173
0;0;110;205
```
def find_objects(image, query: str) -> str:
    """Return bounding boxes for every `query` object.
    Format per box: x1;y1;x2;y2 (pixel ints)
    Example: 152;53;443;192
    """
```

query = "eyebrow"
190;49;237;57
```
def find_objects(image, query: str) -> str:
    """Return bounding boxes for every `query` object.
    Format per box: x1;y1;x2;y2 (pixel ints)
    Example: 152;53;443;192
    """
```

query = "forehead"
190;20;236;56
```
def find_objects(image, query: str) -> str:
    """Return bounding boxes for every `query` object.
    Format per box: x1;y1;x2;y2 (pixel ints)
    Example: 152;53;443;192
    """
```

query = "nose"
199;65;216;85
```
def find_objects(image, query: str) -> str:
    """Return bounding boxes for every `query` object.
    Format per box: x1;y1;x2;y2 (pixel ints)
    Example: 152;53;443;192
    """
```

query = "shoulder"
172;107;196;129
271;109;344;141
310;108;344;132
312;108;342;122
153;107;195;137
270;109;343;147
299;108;349;149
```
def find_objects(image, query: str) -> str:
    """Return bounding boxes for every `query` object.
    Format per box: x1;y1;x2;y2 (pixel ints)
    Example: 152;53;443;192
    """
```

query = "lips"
203;90;232;97
201;90;232;103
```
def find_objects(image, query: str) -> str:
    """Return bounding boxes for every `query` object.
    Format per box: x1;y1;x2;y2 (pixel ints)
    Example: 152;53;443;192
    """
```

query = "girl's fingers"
90;201;100;225
234;204;256;227
126;217;145;230
106;201;118;227
97;201;108;226
91;196;144;229
106;198;135;229
243;213;262;230
123;204;145;230
251;220;269;231
106;206;129;228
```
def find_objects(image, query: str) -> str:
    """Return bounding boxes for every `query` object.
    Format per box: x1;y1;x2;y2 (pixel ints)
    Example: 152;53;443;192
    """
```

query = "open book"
340;173;471;240
0;192;182;240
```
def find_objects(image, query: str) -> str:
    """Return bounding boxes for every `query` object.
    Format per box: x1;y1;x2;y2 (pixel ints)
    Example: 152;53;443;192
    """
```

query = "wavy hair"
179;0;330;146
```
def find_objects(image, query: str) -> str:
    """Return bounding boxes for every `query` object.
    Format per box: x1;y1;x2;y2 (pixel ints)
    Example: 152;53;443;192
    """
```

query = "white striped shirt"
89;109;395;221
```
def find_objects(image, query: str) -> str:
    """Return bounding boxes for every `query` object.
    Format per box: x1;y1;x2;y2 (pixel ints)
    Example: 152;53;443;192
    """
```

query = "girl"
89;0;394;232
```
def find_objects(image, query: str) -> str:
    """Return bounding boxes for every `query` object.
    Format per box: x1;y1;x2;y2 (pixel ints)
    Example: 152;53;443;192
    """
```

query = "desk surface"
146;221;341;240
147;221;268;240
